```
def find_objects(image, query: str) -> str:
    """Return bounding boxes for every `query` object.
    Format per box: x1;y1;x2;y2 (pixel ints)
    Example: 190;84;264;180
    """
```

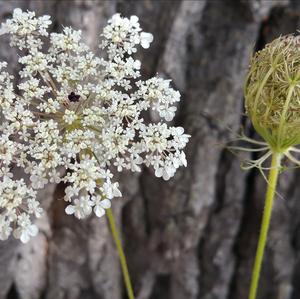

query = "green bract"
245;35;300;153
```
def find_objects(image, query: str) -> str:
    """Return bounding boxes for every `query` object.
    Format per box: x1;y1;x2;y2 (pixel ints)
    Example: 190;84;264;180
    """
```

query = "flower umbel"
0;9;190;243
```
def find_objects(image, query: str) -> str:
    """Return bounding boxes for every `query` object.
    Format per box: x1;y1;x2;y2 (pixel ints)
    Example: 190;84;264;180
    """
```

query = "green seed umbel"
245;34;300;153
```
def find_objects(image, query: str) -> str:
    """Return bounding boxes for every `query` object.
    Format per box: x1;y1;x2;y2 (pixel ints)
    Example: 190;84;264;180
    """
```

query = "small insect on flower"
0;9;190;243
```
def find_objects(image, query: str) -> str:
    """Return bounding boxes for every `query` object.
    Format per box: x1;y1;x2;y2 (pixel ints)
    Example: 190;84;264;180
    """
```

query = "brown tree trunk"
1;1;300;299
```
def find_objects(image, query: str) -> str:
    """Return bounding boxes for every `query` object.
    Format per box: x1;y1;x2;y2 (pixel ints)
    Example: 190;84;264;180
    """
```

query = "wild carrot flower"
0;9;190;243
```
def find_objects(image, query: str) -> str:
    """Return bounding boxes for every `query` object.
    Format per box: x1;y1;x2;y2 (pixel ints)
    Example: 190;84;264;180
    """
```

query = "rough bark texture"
1;0;300;299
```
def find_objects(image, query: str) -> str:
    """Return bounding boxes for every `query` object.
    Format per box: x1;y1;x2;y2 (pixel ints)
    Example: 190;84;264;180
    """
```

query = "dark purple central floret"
68;92;80;102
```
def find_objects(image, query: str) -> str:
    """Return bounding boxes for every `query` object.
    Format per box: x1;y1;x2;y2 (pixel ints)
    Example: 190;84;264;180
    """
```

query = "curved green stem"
106;208;135;299
248;152;282;299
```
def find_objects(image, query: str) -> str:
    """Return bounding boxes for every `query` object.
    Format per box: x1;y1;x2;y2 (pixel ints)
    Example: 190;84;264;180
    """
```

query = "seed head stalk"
248;152;282;299
241;34;300;299
106;208;135;299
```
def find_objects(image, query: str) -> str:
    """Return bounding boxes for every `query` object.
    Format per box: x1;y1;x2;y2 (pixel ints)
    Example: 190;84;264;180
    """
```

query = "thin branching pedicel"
0;9;190;243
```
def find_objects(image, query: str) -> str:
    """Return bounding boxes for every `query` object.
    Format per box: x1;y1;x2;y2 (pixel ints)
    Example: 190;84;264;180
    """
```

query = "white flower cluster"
0;9;190;242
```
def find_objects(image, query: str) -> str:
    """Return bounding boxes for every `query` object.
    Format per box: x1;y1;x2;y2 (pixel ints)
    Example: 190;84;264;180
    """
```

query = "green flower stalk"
243;35;300;299
106;209;135;299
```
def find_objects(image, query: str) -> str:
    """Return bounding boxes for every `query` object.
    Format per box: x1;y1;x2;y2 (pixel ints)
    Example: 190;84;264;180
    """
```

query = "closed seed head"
245;34;300;152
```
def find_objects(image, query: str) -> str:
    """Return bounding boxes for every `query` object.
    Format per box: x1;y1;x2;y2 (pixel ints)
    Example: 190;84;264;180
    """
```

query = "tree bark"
1;1;300;299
